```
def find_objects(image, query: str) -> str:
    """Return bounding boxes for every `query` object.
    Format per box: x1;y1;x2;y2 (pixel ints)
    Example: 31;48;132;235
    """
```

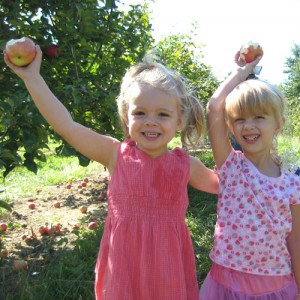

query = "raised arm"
4;45;120;172
206;52;262;168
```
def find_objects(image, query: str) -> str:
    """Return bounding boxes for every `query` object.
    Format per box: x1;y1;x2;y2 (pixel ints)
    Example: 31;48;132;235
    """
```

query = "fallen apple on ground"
88;221;97;230
5;37;36;67
39;226;49;236
0;223;7;232
53;201;61;208
239;41;263;63
65;183;72;189
28;203;36;209
80;206;88;213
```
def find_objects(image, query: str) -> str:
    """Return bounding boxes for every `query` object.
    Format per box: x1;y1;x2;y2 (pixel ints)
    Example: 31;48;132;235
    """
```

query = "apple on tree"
239;41;263;63
44;44;61;58
5;37;36;67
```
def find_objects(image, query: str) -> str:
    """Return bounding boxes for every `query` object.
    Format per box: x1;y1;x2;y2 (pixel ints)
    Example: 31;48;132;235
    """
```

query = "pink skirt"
199;263;297;300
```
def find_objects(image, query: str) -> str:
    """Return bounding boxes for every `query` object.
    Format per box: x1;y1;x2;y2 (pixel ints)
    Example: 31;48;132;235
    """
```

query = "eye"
234;118;244;123
132;110;145;116
159;112;170;117
256;115;265;119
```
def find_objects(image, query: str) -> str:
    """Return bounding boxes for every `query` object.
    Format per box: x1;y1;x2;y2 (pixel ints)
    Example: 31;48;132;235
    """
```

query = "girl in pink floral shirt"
199;50;300;300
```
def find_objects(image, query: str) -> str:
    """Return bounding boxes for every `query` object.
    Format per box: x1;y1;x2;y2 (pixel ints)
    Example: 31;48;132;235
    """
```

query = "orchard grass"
1;136;299;298
0;141;216;299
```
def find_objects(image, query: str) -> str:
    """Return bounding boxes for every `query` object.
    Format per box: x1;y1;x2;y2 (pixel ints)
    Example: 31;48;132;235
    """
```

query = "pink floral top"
210;150;300;276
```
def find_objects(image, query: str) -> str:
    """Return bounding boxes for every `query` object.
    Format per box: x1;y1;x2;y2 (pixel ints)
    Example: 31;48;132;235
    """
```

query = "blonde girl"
199;52;300;300
5;46;218;300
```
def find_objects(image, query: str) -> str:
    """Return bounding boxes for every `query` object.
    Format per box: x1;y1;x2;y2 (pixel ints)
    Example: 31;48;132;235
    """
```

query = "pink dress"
95;139;199;300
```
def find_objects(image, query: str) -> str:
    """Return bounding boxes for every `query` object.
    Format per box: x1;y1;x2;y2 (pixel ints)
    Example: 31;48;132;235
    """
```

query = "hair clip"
246;65;262;80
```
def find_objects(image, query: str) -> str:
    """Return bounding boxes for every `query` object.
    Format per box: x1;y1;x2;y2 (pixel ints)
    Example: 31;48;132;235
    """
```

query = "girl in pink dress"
4;46;219;300
200;50;300;299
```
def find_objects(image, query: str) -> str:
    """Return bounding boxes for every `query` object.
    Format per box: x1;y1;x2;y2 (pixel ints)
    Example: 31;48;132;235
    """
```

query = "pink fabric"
199;263;298;300
210;150;300;275
94;139;199;300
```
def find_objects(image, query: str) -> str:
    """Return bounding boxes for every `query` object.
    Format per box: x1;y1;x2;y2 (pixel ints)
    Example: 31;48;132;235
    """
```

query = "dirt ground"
0;171;109;276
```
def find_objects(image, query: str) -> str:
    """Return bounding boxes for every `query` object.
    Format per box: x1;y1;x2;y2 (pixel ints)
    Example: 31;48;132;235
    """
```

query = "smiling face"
126;83;182;157
228;111;281;156
225;80;286;159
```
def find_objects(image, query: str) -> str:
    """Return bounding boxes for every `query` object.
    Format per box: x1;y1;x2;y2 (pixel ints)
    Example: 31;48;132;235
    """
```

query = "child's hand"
4;45;42;81
233;50;263;79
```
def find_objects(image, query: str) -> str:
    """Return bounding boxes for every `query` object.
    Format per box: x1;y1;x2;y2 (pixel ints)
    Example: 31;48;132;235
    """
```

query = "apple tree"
282;44;300;136
154;31;220;106
0;0;153;177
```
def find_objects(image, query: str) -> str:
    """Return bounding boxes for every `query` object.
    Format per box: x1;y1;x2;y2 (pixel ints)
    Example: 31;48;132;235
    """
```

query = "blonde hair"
225;79;287;165
225;80;286;125
116;59;205;148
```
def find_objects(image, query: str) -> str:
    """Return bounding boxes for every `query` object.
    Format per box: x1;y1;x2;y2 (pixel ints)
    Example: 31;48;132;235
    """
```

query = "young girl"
199;52;300;299
4;45;218;300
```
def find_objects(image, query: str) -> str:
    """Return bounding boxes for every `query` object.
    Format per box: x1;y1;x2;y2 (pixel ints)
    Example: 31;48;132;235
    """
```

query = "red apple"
44;44;61;58
5;37;36;67
53;201;61;208
52;222;61;234
39;225;48;236
0;223;7;231
28;203;36;209
239;41;263;63
98;191;106;201
88;221;97;230
66;183;72;189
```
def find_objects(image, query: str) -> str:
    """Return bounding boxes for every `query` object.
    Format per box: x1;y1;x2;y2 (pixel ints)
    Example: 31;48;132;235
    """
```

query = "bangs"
225;80;284;120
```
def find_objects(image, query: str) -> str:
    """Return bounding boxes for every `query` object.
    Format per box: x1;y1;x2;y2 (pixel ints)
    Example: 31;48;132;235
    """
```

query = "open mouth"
243;134;259;142
143;132;160;137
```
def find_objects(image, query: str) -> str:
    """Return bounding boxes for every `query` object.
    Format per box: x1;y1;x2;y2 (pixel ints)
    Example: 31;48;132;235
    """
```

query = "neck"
244;151;281;177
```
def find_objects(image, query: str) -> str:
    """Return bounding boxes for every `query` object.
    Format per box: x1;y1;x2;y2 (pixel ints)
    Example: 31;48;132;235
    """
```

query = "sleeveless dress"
94;139;199;300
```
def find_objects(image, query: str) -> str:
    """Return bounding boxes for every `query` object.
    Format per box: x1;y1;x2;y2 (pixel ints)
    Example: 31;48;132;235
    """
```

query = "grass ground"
1;135;299;299
0;143;217;299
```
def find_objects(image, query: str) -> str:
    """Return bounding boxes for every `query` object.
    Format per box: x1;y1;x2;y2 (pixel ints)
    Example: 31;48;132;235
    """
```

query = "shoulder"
215;150;243;173
171;147;189;158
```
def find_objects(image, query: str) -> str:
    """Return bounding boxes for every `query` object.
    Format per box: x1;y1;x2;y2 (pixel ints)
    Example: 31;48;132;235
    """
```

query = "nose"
145;115;158;126
243;119;255;130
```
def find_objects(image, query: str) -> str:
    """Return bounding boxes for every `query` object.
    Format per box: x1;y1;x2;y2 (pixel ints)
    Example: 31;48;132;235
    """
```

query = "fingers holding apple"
5;37;36;67
4;39;43;79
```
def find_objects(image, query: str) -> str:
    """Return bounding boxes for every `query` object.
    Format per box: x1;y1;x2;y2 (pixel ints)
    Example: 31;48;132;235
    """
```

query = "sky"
124;0;300;85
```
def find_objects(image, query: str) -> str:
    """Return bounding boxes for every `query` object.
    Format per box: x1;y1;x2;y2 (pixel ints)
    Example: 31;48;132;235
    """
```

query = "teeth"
244;135;258;141
145;132;159;137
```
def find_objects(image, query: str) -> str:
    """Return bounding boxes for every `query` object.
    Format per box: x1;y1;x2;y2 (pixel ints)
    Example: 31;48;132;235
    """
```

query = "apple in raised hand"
5;37;36;67
239;41;263;63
